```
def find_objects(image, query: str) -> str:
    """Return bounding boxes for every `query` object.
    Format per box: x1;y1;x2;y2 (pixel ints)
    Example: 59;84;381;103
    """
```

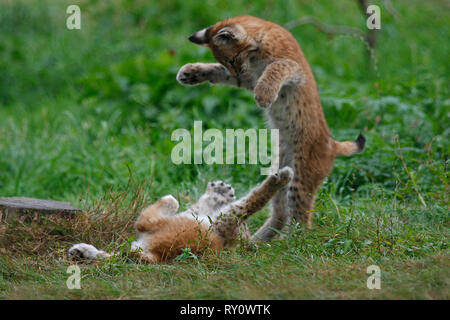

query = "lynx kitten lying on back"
69;167;293;263
177;15;365;240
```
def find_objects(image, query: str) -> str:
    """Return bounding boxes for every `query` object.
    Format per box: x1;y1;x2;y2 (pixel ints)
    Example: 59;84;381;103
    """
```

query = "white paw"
130;238;147;252
161;194;179;212
271;166;294;185
278;166;294;181
207;181;235;206
68;243;110;260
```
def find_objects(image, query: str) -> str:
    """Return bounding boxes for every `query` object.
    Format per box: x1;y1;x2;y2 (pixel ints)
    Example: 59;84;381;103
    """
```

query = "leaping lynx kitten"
177;15;365;240
69;167;293;263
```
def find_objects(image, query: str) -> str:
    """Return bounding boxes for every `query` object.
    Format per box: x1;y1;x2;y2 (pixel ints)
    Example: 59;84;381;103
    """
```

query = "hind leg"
288;153;334;227
251;150;292;241
134;195;179;233
68;243;111;260
140;195;179;217
129;250;160;264
214;167;293;246
131;196;181;262
251;187;290;241
287;184;317;228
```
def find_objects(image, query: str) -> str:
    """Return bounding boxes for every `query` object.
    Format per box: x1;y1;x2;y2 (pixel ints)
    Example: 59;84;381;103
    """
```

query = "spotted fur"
69;167;293;263
177;15;365;240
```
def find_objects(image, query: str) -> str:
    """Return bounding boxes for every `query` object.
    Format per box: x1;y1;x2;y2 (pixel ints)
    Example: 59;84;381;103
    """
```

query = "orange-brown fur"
69;168;293;263
133;198;223;263
177;16;365;240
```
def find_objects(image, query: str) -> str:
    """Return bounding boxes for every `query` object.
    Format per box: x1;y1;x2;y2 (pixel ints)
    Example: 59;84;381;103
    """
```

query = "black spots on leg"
289;193;296;202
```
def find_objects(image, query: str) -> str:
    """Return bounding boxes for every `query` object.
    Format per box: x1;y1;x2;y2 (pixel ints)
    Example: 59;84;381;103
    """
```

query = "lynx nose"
188;33;197;42
188;33;198;43
188;28;209;45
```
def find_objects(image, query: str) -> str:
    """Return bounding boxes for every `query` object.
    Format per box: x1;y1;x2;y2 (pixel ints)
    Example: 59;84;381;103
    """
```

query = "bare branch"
284;16;365;39
384;0;400;19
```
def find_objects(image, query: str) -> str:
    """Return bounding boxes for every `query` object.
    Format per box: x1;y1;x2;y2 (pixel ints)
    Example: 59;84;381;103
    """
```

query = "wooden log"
0;197;80;222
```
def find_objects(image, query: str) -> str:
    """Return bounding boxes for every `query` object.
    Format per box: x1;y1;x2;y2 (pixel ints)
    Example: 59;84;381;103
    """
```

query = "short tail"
334;133;366;157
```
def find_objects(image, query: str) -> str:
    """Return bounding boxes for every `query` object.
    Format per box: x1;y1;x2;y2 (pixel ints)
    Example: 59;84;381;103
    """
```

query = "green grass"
0;0;448;299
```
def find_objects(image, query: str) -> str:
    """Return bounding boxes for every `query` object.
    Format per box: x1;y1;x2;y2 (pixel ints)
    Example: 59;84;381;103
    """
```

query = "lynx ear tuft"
189;27;210;46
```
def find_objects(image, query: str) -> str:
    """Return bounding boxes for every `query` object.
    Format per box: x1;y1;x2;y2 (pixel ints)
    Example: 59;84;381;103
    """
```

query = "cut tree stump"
0;197;80;222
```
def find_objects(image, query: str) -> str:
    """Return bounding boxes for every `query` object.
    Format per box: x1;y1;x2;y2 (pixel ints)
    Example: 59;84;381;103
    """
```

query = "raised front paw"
254;82;279;108
207;181;235;206
269;167;294;186
176;63;209;85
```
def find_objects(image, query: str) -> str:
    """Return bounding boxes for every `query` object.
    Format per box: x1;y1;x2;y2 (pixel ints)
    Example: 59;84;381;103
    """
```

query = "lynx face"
189;19;259;78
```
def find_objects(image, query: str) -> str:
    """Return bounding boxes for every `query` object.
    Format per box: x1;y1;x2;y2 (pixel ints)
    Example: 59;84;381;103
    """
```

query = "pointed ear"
212;25;246;45
188;27;210;46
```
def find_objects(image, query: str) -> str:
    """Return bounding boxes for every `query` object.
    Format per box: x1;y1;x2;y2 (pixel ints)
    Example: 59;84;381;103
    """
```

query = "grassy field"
0;0;448;299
